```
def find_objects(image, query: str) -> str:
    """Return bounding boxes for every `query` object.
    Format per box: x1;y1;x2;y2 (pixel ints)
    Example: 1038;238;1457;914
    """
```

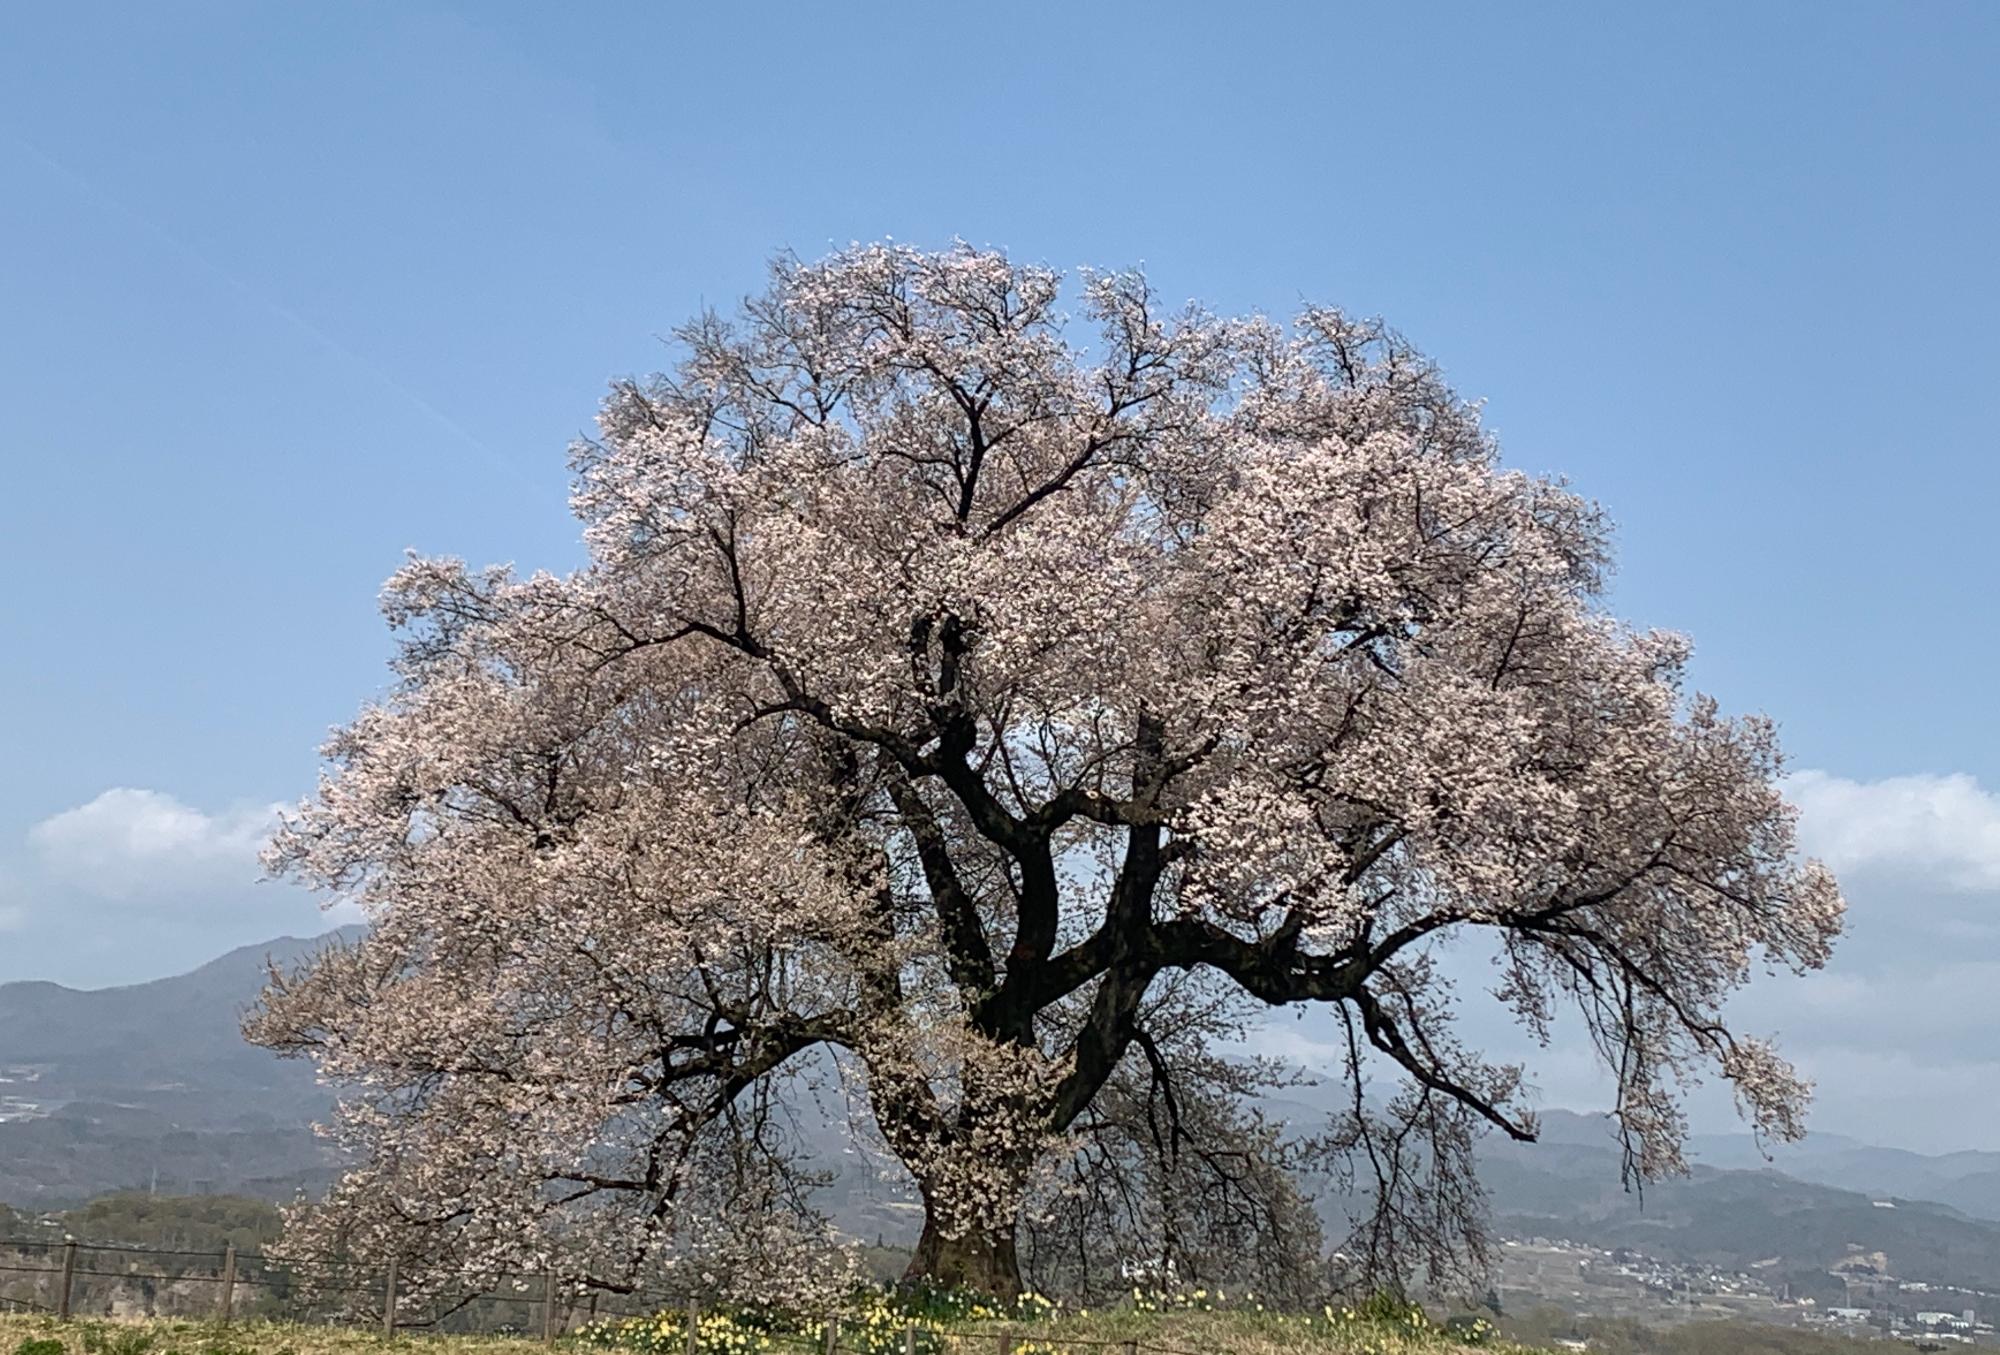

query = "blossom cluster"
253;241;1843;1298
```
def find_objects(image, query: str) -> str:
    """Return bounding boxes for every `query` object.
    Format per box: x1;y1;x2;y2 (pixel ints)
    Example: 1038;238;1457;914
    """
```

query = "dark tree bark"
905;1213;1024;1299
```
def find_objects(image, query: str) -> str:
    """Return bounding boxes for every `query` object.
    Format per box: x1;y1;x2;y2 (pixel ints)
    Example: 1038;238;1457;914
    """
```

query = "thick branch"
884;766;996;998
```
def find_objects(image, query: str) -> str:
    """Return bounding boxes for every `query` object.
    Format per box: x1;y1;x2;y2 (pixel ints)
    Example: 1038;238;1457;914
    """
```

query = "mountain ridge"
9;929;2000;1301
0;927;362;1204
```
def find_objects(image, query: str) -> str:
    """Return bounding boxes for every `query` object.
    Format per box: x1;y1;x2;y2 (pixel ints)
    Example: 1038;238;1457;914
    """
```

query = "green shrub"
1349;1291;1427;1326
78;1325;155;1355
190;1338;262;1355
15;1337;66;1355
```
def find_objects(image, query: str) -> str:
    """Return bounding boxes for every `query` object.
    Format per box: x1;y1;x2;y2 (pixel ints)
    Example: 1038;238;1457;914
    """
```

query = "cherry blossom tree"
249;243;1844;1302
1017;971;1336;1302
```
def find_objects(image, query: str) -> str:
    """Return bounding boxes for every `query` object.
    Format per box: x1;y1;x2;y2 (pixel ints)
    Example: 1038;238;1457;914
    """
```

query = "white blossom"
251;243;1843;1300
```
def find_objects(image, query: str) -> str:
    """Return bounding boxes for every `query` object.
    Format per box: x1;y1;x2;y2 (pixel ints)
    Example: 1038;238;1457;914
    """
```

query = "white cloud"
28;788;283;900
1786;769;2000;891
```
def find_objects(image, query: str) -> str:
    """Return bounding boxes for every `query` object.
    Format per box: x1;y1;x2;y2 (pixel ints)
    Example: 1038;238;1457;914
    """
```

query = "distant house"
1916;1310;1973;1330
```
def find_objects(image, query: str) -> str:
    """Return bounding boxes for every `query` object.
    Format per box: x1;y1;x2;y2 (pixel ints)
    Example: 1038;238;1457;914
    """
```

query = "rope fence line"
0;1239;1289;1355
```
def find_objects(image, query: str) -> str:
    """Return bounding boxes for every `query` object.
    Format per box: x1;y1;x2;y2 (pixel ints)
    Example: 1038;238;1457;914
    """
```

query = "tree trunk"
903;1212;1023;1298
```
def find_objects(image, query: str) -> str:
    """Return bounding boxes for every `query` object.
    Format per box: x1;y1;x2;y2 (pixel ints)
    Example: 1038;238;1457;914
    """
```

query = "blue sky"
3;2;1998;1148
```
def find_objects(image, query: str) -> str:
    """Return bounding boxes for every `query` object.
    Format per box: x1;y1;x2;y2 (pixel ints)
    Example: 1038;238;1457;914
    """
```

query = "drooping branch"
258;242;1843;1303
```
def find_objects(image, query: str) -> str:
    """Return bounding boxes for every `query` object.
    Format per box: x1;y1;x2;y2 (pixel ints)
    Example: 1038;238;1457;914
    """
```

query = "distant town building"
1916;1310;1973;1331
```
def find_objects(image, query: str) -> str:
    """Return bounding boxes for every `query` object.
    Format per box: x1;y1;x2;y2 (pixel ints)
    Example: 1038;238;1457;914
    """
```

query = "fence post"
995;1332;1011;1355
220;1244;238;1325
543;1272;559;1344
821;1315;839;1355
683;1305;699;1355
382;1257;399;1339
57;1240;77;1320
903;1324;917;1355
1122;1342;1138;1355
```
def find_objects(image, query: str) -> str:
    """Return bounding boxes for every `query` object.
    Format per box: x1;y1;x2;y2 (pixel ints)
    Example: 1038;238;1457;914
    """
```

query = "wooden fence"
0;1239;1204;1355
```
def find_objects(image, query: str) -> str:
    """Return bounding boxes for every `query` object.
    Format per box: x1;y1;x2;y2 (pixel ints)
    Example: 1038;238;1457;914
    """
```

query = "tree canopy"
250;243;1843;1302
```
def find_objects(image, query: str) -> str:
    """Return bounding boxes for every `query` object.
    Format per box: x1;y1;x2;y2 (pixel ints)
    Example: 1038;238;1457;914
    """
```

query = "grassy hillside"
1501;1307;1896;1354
0;1319;540;1355
0;1310;1545;1355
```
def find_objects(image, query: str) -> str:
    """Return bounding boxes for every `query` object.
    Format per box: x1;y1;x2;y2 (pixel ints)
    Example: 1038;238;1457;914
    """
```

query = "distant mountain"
1472;1111;2000;1298
0;928;360;1205
1192;1099;2000;1300
1502;1107;2000;1225
1685;1124;2000;1223
14;930;2000;1303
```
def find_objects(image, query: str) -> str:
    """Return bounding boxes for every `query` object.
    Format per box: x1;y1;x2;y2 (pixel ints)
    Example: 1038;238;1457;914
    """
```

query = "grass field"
0;1309;1548;1355
0;1317;547;1355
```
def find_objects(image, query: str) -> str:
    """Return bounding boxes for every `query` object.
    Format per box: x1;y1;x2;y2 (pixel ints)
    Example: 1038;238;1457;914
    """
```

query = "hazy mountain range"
0;928;359;1204
1474;1109;2000;1301
1496;1102;2000;1227
6;929;2000;1298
